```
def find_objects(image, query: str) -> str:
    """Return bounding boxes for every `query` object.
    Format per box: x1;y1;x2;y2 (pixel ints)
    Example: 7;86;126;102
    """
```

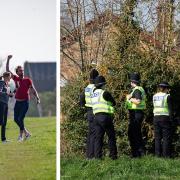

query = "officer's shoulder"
167;94;171;98
103;91;111;96
134;89;142;93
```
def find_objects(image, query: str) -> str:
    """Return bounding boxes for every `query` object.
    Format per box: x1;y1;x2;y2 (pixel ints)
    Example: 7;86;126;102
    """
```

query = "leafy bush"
61;76;88;155
61;17;180;157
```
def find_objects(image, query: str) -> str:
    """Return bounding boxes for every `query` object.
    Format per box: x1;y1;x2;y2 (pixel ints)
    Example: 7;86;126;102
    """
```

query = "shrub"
61;76;88;155
61;17;180;157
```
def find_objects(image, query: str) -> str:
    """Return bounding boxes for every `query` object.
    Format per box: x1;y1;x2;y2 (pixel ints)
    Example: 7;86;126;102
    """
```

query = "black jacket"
0;80;9;104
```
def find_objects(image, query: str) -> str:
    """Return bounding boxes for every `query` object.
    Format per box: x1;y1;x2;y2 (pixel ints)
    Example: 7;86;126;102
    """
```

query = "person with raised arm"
6;55;40;141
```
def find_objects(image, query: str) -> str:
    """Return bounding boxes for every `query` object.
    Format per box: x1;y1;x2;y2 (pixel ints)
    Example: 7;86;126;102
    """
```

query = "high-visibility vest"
85;84;95;107
126;86;146;110
153;92;169;116
91;89;114;114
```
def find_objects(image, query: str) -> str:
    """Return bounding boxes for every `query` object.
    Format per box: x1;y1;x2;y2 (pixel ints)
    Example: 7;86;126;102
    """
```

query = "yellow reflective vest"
91;89;114;114
126;86;146;110
153;92;169;116
85;84;95;107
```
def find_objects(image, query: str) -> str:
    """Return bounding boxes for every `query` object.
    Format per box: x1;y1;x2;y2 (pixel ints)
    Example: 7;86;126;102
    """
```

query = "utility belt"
153;115;170;122
128;109;144;113
95;112;114;118
86;107;93;112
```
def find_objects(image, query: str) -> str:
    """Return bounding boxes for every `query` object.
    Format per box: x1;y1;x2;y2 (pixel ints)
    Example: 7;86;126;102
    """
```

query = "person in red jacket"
6;55;40;142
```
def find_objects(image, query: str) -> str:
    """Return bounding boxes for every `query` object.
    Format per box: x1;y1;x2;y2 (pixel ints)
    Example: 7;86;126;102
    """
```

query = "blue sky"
0;0;56;73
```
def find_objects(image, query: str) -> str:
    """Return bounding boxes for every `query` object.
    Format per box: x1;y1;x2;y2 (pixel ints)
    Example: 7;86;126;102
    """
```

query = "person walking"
153;82;174;158
0;72;13;143
80;69;99;159
6;55;40;141
125;73;146;158
91;76;117;160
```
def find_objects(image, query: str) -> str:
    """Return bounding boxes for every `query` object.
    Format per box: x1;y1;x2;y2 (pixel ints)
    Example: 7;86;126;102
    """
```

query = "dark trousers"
94;113;117;159
14;100;29;131
0;102;8;141
86;108;96;158
128;110;144;157
154;116;172;157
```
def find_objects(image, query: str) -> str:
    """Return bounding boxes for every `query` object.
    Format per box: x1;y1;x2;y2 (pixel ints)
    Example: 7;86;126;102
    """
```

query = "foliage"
61;75;88;155
61;1;180;156
0;117;56;180
101;16;180;156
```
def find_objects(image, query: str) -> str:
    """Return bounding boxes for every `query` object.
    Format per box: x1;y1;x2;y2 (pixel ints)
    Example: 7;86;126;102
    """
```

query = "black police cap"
90;69;99;80
158;82;170;88
95;75;106;86
129;73;140;83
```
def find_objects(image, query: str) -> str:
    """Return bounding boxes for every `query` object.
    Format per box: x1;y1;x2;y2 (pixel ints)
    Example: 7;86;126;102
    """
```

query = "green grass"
61;155;180;180
0;117;56;180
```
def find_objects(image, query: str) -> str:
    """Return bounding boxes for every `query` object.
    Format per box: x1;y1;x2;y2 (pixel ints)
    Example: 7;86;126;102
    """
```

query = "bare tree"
60;0;115;80
134;0;178;54
60;0;180;81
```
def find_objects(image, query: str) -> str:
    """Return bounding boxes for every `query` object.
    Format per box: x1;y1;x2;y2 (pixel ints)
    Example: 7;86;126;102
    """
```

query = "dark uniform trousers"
128;110;144;157
86;108;96;158
93;113;117;159
154;116;172;157
0;102;8;141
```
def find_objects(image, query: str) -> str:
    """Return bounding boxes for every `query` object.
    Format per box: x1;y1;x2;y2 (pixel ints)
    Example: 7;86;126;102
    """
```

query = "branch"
61;49;82;70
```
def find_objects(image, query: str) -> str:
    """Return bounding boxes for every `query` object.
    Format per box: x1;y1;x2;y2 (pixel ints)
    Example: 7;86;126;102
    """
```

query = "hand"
37;97;40;104
8;92;14;97
7;55;13;60
126;94;132;100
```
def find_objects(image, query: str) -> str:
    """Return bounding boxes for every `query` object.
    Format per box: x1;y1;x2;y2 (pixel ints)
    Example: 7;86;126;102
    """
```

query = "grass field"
61;155;180;180
0;117;56;180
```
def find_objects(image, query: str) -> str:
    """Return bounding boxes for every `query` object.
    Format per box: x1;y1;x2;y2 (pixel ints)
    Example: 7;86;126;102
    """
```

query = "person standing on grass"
80;69;99;159
153;82;174;158
91;76;117;160
125;73;146;158
0;72;13;143
6;55;40;142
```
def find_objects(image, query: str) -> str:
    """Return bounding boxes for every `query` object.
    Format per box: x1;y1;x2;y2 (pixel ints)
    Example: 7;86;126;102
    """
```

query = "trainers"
25;133;31;140
2;140;10;144
18;136;24;142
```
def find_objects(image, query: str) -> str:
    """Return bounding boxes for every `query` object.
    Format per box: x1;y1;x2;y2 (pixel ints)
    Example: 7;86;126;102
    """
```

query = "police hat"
90;69;99;80
130;73;140;83
95;76;106;86
158;81;170;88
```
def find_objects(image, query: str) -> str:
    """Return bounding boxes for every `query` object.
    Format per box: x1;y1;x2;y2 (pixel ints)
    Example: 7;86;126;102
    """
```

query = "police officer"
126;73;146;157
80;69;99;159
153;82;174;157
91;76;117;160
